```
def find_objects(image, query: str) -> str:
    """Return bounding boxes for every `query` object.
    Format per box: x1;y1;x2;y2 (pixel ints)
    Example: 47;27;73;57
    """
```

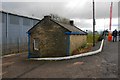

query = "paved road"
2;40;119;78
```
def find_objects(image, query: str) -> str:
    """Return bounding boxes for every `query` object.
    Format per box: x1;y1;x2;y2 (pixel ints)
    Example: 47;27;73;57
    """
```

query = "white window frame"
33;39;39;51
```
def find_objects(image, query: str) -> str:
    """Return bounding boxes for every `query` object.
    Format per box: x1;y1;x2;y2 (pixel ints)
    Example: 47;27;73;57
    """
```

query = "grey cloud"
74;20;92;28
2;2;118;19
1;1;118;31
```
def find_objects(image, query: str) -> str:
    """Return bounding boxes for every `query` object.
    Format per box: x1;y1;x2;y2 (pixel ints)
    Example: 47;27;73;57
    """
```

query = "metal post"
93;0;95;47
67;34;70;56
28;32;31;58
6;13;8;54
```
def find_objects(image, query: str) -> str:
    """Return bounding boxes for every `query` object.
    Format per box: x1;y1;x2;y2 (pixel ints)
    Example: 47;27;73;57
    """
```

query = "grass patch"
72;43;92;55
72;34;101;55
87;34;100;44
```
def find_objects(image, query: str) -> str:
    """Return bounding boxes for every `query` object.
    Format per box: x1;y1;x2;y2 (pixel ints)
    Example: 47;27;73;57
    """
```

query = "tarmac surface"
2;39;119;78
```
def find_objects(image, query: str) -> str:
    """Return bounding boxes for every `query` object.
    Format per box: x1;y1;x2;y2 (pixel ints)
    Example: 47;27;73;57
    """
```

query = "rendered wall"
70;35;87;54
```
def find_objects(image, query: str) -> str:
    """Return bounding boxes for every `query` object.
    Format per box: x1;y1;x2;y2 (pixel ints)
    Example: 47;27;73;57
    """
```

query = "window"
0;13;6;23
0;13;2;23
33;38;39;50
2;14;5;23
23;18;30;26
10;15;19;25
33;20;39;25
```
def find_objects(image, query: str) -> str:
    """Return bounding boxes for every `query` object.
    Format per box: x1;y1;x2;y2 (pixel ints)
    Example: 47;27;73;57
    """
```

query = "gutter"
30;39;104;61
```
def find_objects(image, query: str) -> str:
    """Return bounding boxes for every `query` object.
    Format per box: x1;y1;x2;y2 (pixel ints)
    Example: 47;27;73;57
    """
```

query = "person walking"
112;29;118;42
119;30;120;41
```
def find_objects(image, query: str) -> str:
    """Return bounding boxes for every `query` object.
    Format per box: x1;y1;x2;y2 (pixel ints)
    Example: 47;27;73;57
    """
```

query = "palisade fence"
0;11;40;55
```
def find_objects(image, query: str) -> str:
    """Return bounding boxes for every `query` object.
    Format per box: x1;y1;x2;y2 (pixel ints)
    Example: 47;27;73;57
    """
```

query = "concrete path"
2;40;119;78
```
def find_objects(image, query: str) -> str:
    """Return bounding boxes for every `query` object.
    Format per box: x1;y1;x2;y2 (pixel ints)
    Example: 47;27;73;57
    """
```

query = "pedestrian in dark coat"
112;29;118;42
119;30;120;41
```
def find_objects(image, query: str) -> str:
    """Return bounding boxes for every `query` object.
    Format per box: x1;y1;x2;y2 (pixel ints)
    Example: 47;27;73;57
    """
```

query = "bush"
81;43;87;49
87;34;100;43
72;42;92;55
98;35;104;41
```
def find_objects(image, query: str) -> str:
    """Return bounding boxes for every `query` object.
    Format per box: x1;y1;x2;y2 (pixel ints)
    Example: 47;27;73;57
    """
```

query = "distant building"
27;16;87;58
0;11;40;55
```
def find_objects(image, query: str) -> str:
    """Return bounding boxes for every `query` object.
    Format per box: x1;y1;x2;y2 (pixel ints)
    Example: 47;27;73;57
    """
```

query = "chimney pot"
44;15;51;19
70;20;74;26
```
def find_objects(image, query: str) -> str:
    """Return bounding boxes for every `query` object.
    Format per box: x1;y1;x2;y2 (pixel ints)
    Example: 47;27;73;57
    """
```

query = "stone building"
27;16;87;58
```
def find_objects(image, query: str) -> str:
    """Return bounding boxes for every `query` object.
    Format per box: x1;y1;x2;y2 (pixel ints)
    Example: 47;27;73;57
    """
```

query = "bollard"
108;32;112;41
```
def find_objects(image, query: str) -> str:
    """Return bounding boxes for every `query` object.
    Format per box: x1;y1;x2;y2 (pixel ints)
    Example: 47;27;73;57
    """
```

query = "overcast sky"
1;0;119;31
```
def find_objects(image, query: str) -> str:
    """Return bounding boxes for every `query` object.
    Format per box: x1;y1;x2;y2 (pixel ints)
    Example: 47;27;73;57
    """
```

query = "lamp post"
93;0;95;46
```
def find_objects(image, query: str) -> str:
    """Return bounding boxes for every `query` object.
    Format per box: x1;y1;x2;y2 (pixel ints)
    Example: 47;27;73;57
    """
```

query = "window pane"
0;13;6;23
0;12;2;23
23;18;30;26
33;20;39;25
2;14;5;23
9;15;19;25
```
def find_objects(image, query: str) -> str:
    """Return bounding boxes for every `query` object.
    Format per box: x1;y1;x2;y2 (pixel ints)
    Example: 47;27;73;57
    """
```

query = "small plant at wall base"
72;43;92;55
72;34;102;55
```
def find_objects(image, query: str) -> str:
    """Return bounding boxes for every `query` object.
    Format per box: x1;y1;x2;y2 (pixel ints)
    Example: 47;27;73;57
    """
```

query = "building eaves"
1;10;41;21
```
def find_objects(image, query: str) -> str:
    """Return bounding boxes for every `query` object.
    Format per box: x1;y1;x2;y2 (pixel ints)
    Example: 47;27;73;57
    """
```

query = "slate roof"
28;16;87;35
51;19;87;35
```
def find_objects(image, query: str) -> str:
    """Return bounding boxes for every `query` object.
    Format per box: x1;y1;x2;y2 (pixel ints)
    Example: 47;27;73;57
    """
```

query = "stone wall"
30;18;69;58
70;35;87;54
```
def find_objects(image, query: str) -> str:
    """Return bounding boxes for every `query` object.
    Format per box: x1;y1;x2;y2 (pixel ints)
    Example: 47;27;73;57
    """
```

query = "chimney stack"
44;15;51;19
70;20;74;26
